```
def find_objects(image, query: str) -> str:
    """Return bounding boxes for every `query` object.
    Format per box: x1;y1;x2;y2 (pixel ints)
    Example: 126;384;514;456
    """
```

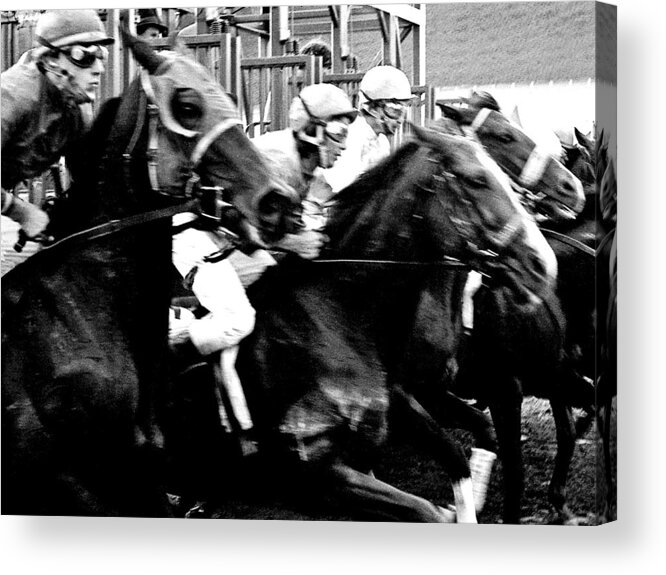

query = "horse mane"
67;97;122;185
325;139;425;250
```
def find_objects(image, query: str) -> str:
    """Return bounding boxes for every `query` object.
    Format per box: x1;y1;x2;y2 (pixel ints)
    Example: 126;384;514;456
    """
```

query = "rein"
540;228;596;257
16;66;248;259
311;258;469;270
18;200;200;260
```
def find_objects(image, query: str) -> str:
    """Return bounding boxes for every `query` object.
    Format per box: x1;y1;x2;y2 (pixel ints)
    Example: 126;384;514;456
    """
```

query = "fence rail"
2;10;434;204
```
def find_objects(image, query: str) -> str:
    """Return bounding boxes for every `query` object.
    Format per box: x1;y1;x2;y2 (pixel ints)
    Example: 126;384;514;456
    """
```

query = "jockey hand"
277;230;327;260
4;196;50;238
168;306;196;348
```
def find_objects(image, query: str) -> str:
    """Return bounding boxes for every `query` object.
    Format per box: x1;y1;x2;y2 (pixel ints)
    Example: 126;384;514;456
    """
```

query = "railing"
241;55;323;138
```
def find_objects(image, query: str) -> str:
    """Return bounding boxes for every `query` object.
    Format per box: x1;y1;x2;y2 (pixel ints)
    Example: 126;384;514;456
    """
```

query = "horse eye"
498;132;514;144
172;89;203;130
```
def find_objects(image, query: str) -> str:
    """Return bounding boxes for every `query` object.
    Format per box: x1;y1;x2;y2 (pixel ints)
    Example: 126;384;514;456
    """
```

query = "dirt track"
193;397;615;525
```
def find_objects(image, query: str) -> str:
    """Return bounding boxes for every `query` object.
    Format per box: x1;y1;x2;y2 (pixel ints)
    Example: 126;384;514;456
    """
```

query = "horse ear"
599;158;617;225
119;18;166;74
510;105;522;128
437;103;463;124
574;127;592;150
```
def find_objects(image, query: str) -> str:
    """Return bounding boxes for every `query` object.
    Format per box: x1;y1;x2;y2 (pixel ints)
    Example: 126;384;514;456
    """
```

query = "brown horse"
236;126;556;522
1;31;298;517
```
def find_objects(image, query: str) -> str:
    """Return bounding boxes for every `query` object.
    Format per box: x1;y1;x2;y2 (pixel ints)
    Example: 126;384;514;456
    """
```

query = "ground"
185;397;616;525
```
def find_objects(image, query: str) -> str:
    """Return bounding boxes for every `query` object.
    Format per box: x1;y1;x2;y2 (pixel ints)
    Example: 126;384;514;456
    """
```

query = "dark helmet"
35;10;114;48
136;10;168;36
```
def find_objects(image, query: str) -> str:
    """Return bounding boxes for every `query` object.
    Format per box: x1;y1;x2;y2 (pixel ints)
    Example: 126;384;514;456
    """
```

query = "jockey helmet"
289;83;357;132
359;66;412;102
289;83;357;169
35;10;114;49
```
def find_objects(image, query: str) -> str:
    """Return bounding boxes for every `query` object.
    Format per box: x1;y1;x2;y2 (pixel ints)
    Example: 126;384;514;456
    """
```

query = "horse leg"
323;460;456;523
392;385;477;522
548;399;580;524
488;379;524;524
438;390;498;452
596;374;616;521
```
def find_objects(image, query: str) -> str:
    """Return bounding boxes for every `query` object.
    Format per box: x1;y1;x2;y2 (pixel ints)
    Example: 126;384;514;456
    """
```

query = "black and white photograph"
1;1;617;526
5;0;660;572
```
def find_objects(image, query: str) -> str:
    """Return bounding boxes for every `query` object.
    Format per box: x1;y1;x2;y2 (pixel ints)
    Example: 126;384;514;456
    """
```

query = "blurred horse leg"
488;379;524;524
325;460;457;523
391;385;477;522
548;398;578;523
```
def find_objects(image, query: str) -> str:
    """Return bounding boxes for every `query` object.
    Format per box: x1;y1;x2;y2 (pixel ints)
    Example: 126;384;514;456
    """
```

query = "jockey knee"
188;305;256;356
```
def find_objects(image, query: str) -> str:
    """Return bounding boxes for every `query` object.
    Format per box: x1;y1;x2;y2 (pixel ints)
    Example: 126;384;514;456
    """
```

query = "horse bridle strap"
467;107;553;189
136;69;243;196
468;107;492;134
518;144;553;188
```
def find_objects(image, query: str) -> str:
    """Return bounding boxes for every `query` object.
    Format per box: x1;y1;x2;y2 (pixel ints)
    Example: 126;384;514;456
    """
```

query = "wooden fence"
2;11;434;203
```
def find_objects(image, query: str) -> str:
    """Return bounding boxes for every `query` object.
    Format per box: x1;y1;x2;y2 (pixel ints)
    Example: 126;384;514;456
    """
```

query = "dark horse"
435;106;605;523
237;126;557;522
1;32;298;517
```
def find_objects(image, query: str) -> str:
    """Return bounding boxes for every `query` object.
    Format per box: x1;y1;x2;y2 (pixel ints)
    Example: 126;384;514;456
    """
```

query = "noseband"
467;108;555;189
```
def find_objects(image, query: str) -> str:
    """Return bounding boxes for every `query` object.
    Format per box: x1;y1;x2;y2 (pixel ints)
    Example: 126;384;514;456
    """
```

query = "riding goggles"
381;101;409;121
60;44;108;68
323;120;349;144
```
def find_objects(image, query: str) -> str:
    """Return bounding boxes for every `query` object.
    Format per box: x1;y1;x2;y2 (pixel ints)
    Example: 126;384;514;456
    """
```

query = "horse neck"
325;143;432;261
93;79;158;222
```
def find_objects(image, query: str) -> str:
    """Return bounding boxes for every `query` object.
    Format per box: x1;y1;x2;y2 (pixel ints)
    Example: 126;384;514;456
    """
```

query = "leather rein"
16;68;242;257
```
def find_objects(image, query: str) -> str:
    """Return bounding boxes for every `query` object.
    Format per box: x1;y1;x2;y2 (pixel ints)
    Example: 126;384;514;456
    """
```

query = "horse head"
437;104;585;222
413;125;557;308
118;28;299;246
328;125;556;310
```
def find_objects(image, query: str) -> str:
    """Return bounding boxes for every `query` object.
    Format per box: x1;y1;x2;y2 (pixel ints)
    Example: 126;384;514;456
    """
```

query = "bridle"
466;107;555;189
422;149;525;268
15;65;247;257
122;67;244;223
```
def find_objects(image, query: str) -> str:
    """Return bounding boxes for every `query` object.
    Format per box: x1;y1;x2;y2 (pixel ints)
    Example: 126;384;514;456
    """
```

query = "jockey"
321;65;414;196
169;84;356;450
1;9;113;266
253;82;357;246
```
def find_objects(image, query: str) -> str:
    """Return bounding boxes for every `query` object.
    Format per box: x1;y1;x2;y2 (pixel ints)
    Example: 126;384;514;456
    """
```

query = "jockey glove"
4;196;50;238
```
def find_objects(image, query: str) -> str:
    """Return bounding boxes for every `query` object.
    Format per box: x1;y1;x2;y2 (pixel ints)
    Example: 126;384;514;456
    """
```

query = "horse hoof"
438;505;457;523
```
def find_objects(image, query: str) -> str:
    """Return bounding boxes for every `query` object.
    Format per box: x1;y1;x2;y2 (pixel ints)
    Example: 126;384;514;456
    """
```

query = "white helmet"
289;83;357;132
359;66;412;101
289;83;356;168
